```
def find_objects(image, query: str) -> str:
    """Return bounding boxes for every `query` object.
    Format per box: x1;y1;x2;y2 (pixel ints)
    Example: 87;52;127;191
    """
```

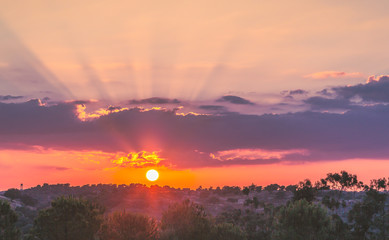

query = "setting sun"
146;169;159;182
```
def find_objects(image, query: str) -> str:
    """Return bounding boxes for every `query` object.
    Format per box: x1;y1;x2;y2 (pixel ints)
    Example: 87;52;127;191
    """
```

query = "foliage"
98;211;158;240
321;195;340;211
293;179;316;203
242;187;250;195
217;207;274;240
4;189;21;201
160;199;212;240
264;184;281;192
272;199;333;240
328;214;351;240
31;196;104;240
0;200;21;240
348;188;387;240
211;222;247;240
20;195;38;207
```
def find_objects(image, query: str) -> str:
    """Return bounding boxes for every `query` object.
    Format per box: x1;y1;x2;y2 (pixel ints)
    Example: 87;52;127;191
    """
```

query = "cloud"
2;99;389;168
129;97;180;104
316;89;333;96
35;165;71;171
303;97;352;110
333;75;389;102
0;95;23;101
282;89;308;96
210;148;308;161
112;151;164;168
305;71;363;79
216;95;254;105
198;105;227;111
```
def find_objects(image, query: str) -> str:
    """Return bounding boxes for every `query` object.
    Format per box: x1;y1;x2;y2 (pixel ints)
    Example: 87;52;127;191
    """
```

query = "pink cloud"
210;148;308;161
366;75;389;83
305;71;363;79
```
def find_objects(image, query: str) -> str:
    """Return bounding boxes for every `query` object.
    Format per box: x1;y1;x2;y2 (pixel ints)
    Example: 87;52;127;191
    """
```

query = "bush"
4;188;21;200
99;211;158;240
160;200;212;240
272;199;332;240
0;200;21;240
31;196;104;240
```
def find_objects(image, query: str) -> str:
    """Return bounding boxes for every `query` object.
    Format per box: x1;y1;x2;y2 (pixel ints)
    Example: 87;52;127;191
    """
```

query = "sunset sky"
1;0;389;189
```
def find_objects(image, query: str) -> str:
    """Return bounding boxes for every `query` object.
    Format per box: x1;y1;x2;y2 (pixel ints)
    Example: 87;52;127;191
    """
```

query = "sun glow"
146;169;159;182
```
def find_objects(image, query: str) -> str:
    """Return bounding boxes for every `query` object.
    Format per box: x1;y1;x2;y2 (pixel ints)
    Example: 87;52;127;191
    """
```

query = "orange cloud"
76;104;129;121
305;71;363;79
366;75;389;83
112;151;164;168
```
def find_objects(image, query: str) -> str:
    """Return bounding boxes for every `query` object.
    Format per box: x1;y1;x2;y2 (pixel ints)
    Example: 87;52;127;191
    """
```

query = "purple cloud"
0;95;23;101
216;95;254;105
1;98;389;168
333;75;389;102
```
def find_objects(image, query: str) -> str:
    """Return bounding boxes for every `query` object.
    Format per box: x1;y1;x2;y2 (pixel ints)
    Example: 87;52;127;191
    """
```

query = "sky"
1;0;389;189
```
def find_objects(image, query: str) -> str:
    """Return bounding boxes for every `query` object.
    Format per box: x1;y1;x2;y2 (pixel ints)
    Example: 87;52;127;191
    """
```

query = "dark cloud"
282;89;308;96
333;75;389;102
2;99;389;168
290;89;308;95
107;105;123;111
317;89;333;96
0;95;23;101
198;105;227;111
304;97;352;110
35;165;70;171
216;95;254;105
129;97;180;104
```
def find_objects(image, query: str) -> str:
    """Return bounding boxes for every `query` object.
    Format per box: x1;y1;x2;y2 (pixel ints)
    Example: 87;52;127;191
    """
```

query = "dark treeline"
1;170;389;240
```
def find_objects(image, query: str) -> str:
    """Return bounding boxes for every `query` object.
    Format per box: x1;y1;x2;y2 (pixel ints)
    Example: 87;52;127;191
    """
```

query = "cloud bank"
1;91;389;168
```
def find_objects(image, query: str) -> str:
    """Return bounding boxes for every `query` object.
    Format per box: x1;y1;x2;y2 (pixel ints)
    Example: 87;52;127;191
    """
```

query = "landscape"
1;0;389;239
1;171;389;239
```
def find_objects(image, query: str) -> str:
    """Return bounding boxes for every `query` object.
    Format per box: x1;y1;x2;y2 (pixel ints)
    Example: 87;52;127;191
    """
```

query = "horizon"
1;1;389;189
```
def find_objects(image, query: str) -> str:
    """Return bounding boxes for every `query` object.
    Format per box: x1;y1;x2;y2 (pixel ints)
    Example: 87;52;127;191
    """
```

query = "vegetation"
0;200;20;240
160;199;212;240
99;211;158;240
272;199;333;240
29;196;104;240
0;171;388;240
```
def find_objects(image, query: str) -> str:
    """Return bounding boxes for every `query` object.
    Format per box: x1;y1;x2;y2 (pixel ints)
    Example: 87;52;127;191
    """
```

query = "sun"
146;169;159;182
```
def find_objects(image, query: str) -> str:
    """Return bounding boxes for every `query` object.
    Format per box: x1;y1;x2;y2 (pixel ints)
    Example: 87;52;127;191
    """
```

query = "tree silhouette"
98;211;158;240
348;188;386;240
160;199;212;240
4;188;21;201
31;196;104;240
272;199;333;240
211;222;247;240
0;200;20;240
292;179;316;203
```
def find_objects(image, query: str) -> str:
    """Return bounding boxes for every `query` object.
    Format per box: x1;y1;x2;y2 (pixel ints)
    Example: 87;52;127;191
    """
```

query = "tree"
0;200;20;240
98;211;158;240
211;223;247;240
348;188;386;240
264;184;280;192
160;199;212;240
31;196;104;240
20;195;38;206
272;199;333;240
4;189;21;201
242;187;250;196
292;179;316;203
216;207;274;240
